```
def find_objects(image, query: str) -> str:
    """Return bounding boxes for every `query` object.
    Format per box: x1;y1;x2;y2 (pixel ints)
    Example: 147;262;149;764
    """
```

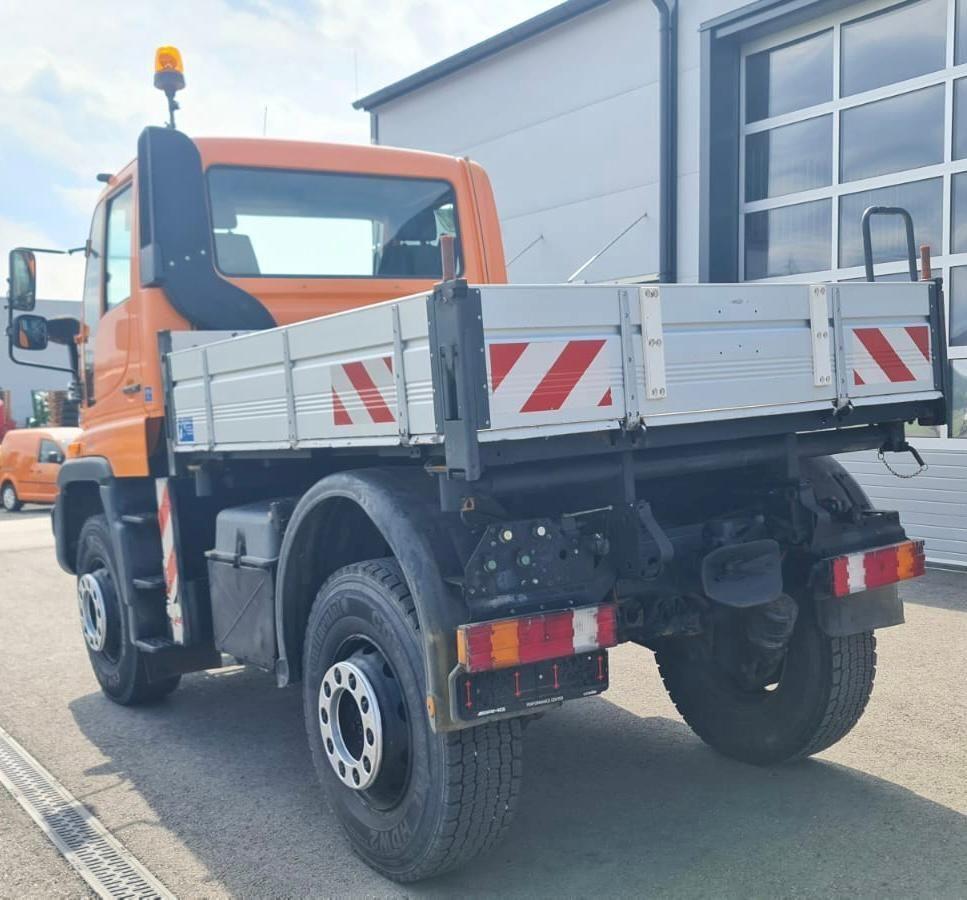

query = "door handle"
122;382;142;395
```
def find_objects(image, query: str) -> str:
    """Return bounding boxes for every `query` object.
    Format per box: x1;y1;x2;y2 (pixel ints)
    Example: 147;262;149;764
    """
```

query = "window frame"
204;165;463;280
103;183;134;312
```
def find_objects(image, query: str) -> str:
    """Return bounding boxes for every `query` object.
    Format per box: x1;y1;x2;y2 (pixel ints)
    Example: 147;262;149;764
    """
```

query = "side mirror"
12;314;48;351
43;449;64;464
8;248;37;311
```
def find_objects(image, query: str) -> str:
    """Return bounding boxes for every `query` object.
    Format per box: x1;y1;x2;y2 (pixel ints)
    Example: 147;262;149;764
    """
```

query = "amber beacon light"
154;45;185;129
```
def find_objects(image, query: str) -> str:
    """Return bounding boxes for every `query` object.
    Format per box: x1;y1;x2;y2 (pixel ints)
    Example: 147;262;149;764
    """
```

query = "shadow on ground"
0;507;52;519
70;664;967;897
902;568;967;612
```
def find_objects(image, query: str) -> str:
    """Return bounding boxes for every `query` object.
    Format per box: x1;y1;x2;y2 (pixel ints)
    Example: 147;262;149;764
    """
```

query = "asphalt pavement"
0;506;965;898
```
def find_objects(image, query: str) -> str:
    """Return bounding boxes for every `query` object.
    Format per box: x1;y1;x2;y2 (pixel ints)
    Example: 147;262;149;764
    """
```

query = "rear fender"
802;456;906;636
275;468;468;731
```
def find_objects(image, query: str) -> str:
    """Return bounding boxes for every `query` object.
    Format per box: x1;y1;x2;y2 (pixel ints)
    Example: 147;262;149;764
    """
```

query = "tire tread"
795;631;876;759
310;559;522;882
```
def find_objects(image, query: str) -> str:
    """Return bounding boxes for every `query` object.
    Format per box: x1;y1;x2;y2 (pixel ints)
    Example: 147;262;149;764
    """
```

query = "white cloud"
0;0;556;297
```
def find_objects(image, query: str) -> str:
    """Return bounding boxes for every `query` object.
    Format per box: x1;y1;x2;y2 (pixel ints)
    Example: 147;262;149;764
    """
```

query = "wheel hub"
2;486;15;510
319;659;384;791
77;572;109;653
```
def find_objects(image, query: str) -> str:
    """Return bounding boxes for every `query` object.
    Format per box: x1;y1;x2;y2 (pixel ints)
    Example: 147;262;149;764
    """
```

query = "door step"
134;637;176;653
132;575;164;590
121;512;157;525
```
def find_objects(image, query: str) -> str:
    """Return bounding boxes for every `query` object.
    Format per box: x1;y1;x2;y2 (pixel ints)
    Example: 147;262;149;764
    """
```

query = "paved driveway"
0;508;965;897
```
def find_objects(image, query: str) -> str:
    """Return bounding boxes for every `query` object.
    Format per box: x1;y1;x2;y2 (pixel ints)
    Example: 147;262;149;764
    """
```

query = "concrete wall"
0;299;79;425
373;0;665;284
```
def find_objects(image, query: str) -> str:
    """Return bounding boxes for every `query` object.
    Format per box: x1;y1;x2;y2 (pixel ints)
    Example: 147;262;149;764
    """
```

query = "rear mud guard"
816;585;904;636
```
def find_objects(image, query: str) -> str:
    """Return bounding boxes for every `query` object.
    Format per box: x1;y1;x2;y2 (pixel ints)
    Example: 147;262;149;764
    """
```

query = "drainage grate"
0;724;176;900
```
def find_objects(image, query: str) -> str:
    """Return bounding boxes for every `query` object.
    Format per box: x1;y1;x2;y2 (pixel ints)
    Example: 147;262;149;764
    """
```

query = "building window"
839;178;942;267
746;116;832;201
840;0;946;96
745;200;831;279
839;86;944;182
745;30;833;122
738;0;967;440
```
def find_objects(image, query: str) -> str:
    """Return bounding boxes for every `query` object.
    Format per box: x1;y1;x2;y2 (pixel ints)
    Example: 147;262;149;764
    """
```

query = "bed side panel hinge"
809;284;833;390
639;286;667;403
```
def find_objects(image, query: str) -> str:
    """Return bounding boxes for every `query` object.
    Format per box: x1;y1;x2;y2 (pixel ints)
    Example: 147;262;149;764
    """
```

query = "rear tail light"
830;540;925;598
457;604;618;673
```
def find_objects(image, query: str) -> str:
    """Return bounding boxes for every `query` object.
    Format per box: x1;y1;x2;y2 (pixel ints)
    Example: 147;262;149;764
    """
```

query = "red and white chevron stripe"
488;338;617;417
331;356;396;427
155;478;184;644
851;325;931;386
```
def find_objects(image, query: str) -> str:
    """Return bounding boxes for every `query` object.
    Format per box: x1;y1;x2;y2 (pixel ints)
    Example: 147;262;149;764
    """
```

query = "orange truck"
2;50;948;880
0;427;80;511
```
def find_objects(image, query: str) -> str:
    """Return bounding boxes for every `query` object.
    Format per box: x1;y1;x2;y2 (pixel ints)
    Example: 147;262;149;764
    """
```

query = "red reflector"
863;545;899;591
596;604;617;646
832;557;850;598
456;603;618;673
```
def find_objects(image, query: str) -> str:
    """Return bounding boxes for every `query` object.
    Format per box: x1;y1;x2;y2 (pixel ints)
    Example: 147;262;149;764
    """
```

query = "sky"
0;0;557;300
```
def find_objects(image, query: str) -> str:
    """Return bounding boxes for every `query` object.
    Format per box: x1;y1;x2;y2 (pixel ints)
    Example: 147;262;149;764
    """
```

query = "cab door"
79;183;145;447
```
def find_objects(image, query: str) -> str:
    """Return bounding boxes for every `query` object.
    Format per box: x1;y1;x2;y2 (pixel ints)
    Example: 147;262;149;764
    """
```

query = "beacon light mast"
154;45;185;129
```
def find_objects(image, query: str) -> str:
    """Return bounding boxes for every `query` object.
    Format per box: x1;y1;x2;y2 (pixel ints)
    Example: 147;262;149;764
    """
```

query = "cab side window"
105;186;133;310
38;440;64;465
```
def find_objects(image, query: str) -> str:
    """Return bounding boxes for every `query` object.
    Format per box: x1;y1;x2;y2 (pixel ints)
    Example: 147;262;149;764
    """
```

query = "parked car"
0;428;80;512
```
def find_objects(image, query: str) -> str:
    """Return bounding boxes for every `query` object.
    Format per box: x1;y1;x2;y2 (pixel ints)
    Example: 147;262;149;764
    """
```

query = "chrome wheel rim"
77;573;108;653
2;486;15;510
319;659;383;791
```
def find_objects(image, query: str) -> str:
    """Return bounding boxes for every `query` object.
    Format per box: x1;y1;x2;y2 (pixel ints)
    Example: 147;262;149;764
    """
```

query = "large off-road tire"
303;559;523;882
76;515;180;705
656;609;876;765
1;482;22;512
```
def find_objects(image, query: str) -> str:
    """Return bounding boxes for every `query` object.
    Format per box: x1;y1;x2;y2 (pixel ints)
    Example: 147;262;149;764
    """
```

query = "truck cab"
51;135;505;476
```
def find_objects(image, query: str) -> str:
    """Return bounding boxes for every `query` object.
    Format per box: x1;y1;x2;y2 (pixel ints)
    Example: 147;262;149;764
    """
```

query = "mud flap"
816;584;904;636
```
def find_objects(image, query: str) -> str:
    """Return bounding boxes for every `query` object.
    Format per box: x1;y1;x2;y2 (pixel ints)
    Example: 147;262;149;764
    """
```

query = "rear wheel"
303;559;523;882
2;482;22;512
76;515;180;704
656;605;876;765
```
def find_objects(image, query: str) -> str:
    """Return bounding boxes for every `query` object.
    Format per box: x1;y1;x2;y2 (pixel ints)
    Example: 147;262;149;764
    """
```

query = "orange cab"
0;427;81;511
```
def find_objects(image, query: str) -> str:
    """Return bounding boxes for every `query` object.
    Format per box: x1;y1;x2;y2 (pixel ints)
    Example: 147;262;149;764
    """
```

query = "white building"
356;0;967;567
0;299;79;424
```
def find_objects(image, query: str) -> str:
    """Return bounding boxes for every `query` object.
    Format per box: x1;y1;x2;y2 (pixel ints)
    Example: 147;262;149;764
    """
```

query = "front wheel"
76;515;180;705
656;606;876;765
2;482;22;512
303;559;523;882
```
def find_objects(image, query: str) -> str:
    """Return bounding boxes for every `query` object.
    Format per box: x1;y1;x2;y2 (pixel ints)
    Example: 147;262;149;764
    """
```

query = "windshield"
207;166;460;279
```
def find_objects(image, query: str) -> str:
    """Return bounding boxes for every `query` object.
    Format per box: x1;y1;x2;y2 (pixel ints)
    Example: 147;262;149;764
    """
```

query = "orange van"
0;427;81;512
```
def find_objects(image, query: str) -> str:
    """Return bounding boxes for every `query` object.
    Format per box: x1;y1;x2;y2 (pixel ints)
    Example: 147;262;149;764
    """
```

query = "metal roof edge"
353;0;615;111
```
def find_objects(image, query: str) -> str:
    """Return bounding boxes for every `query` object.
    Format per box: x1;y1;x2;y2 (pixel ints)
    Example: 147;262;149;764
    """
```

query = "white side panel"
167;282;940;453
169;292;432;451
